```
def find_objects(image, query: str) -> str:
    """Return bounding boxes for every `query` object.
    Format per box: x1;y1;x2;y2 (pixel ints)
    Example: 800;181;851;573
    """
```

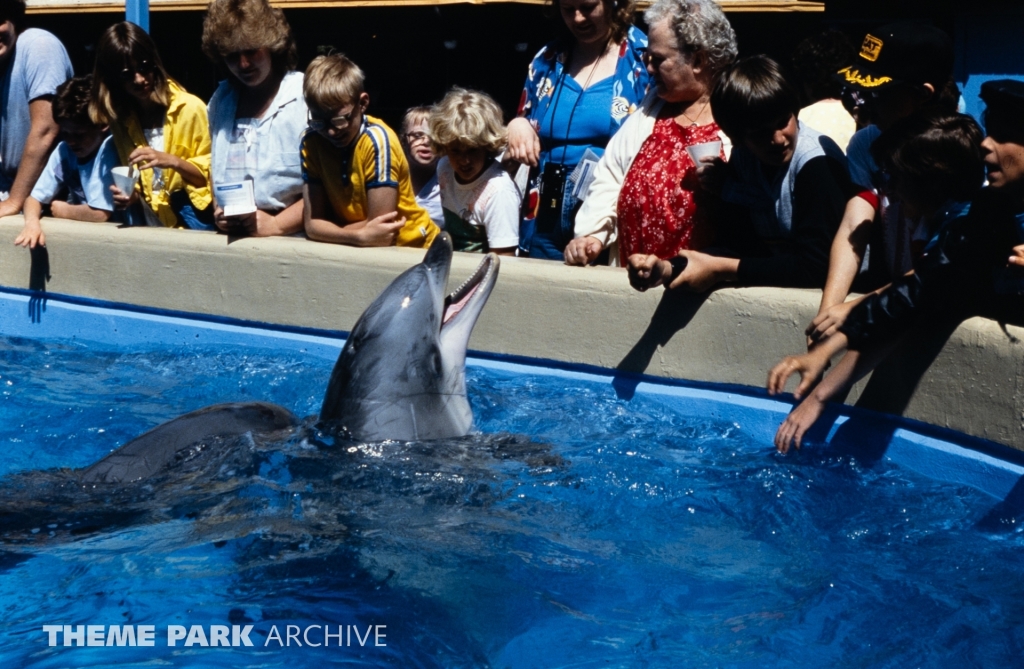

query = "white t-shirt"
415;172;444;230
436;158;520;252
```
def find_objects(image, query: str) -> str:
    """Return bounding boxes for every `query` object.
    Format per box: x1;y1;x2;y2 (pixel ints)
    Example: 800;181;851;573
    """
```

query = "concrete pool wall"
1;216;1023;451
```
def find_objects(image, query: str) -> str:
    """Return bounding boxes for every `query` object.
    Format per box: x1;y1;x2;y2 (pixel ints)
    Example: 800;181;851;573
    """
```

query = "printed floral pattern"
617;117;722;263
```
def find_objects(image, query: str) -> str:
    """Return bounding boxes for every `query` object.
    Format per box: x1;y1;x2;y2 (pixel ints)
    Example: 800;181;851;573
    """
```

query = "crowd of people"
2;0;1023;449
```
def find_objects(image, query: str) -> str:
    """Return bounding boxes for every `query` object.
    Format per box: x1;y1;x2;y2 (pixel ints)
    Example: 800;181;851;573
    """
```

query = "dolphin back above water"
320;232;499;441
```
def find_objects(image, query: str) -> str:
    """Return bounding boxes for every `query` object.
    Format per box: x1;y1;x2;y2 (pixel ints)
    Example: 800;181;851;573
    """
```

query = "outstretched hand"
14;222;44;248
767;351;828;400
774;395;826;454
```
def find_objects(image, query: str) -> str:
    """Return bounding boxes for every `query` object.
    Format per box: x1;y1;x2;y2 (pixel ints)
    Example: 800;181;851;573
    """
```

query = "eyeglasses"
119;60;155;83
403;131;430;145
638;47;668;69
308;107;359;133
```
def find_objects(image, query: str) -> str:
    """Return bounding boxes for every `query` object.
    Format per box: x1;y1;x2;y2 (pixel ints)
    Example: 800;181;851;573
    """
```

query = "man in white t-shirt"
0;0;73;217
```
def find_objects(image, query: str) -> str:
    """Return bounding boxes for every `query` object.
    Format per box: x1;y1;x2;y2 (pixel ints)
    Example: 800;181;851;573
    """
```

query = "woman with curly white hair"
565;0;737;266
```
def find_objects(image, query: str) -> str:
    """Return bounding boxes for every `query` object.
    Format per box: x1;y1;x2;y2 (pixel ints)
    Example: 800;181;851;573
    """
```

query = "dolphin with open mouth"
78;232;499;485
319;231;500;442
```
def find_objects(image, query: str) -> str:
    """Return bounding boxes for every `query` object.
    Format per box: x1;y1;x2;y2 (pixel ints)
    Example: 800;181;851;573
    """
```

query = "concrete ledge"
1;216;1022;450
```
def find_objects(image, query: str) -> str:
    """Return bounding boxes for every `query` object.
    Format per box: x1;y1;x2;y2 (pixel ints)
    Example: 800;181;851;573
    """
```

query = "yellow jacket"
112;80;212;228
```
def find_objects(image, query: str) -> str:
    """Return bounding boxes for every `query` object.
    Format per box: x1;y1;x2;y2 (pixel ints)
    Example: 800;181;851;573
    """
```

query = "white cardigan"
573;91;730;265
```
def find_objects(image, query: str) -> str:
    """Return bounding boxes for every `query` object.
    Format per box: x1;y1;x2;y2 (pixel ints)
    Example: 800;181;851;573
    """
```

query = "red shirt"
616;116;721;264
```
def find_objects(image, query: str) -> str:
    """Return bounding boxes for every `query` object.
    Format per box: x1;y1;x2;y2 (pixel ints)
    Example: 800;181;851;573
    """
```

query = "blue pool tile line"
3;287;1023;501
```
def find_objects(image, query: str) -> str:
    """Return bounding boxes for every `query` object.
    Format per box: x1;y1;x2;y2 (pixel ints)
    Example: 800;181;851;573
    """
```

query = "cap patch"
860;35;883;62
838;66;892;88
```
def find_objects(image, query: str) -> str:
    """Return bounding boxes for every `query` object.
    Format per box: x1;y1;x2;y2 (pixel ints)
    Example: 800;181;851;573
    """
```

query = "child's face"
224;47;273;89
446;142;488;183
741;113;798;168
59;119;106;160
981;113;1024;196
402;120;436;170
310;93;368;149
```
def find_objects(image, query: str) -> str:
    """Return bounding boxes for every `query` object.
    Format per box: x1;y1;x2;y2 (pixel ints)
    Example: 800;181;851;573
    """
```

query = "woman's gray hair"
644;0;739;76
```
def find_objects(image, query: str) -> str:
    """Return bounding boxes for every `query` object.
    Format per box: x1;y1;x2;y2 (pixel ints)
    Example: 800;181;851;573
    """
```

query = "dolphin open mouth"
442;253;498;328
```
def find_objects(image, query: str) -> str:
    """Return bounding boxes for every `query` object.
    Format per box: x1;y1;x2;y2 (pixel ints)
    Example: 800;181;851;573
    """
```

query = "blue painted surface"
125;0;149;33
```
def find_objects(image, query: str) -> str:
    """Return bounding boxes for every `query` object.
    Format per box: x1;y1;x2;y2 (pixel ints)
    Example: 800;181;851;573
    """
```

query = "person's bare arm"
0;98;60;218
216;199;305;237
14;196;45;247
303;183;403;246
50;200;111;223
775;333;904;453
818;196;876;314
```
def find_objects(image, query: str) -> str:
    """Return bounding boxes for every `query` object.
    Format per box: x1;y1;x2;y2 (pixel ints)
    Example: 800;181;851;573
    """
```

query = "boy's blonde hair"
401;106;431;136
303;53;365;115
428;88;507;156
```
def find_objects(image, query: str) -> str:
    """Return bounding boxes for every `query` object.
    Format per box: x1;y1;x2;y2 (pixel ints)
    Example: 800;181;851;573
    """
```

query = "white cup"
685;141;722;168
111;166;139;194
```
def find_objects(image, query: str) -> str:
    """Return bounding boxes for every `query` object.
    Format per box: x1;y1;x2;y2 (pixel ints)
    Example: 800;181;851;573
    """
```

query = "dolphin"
16;233;498;490
319;232;499;442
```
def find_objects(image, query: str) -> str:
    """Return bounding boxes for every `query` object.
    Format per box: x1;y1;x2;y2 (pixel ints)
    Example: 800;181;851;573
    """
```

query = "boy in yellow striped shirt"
300;53;438;248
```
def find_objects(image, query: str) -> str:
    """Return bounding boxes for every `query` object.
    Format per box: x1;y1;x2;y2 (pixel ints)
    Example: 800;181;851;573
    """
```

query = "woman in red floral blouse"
565;0;738;266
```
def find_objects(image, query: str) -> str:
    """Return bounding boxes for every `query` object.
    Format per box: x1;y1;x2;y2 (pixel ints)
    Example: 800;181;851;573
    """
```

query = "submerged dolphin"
320;232;499;441
47;232;499;487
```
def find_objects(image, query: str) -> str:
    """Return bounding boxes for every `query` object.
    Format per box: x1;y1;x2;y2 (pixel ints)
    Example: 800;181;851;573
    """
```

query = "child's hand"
775;394;826;454
110;184;138;210
358;212;405;247
1009;244;1024;267
767;350;828;400
806;300;857;343
696;156;726;194
128;147;180;171
564;236;603;266
14;221;44;248
627;253;672;292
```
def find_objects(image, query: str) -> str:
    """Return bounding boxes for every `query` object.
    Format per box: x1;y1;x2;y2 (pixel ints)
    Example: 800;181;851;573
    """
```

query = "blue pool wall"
0;217;1023;454
2;289;1023;505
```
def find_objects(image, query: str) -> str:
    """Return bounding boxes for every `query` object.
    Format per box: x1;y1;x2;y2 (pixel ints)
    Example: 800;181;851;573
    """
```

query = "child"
91;22;213;230
300;53;438;248
768;109;1014;453
627;55;852;293
14;75;118;248
400;106;444;230
428;88;519;255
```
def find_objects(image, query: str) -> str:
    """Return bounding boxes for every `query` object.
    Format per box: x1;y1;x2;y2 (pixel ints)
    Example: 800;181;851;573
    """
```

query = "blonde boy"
300;54;438;247
429;88;520;255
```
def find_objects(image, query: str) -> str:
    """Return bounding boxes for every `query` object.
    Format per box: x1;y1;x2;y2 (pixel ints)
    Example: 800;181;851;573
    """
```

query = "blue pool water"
2;293;1024;667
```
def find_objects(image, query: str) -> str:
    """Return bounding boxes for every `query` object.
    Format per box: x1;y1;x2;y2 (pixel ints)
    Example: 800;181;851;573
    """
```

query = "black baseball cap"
980;79;1024;116
836;22;953;92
